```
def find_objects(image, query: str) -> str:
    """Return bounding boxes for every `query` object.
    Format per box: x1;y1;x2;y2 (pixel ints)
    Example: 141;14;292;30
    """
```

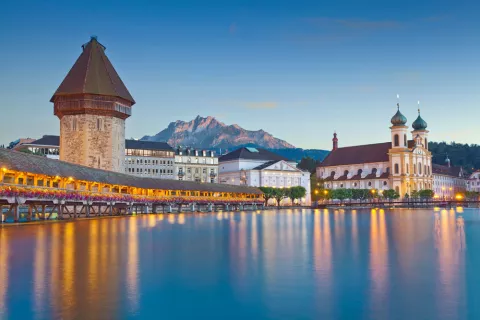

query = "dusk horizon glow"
0;0;478;149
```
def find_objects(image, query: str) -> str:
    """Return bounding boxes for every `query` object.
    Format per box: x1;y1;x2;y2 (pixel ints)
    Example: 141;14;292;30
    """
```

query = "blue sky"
0;0;478;149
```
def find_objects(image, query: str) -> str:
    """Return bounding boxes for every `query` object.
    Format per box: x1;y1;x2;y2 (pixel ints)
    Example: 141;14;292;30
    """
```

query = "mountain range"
141;116;329;162
142;116;295;150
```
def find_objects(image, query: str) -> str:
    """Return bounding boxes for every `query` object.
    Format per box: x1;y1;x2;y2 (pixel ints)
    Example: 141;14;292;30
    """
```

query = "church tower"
51;36;135;172
411;102;429;150
388;97;409;195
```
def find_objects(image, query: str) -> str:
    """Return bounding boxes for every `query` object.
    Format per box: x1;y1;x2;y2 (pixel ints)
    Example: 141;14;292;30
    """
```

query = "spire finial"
417;100;420;114
396;94;400;110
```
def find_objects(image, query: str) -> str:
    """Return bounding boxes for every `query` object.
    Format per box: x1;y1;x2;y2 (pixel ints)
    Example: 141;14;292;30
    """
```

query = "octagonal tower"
51;36;135;172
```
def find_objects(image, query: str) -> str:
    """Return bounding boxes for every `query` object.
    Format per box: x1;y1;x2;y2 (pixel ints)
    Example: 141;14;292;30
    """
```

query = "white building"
124;140;175;179
22;135;176;179
22;135;60;160
432;156;467;199
218;147;311;205
174;147;218;183
467;170;480;192
316;103;433;197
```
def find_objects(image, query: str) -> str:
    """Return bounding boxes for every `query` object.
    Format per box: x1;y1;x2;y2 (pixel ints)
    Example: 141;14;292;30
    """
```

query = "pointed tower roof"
50;36;135;104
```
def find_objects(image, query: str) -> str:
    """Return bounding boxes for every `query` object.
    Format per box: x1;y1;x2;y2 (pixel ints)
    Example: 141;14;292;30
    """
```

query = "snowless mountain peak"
142;116;295;150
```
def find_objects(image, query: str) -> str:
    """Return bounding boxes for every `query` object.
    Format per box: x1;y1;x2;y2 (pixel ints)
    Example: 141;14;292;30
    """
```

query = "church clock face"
413;148;425;155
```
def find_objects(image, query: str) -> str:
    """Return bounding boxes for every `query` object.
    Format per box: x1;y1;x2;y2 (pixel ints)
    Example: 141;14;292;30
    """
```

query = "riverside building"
218;147;311;205
21;136;176;179
432;155;467;199
175;147;218;183
467;171;480;192
316;101;433;197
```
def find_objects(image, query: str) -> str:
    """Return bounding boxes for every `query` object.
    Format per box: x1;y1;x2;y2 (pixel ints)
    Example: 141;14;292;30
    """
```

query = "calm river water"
0;208;479;320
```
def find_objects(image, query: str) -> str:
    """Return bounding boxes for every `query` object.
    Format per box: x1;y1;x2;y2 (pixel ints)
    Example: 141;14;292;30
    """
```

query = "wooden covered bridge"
0;149;264;223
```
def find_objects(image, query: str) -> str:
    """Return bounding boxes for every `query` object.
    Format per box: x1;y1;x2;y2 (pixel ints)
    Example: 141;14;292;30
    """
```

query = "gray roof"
252;160;280;170
28;135;60;147
26;136;173;151
219;147;290;162
0;149;262;194
125;140;173;151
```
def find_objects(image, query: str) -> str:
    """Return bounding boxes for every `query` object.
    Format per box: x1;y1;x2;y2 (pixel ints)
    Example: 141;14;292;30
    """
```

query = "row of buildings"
316;103;477;199
6;36;477;207
16;137;312;205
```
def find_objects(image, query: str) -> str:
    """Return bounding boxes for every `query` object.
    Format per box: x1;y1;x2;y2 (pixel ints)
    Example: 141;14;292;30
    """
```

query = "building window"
394;134;399;147
72;118;77;131
97;118;102;131
368;182;372;187
394;163;399;174
404;134;407;147
418;163;422;175
383;181;387;186
406;164;409;174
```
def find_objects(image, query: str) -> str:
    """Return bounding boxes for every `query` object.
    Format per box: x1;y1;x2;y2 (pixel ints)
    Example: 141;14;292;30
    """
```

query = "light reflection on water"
0;208;478;319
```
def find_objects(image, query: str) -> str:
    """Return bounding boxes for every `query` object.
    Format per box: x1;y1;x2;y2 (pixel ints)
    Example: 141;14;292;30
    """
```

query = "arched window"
383;181;387;186
414;164;416;174
72;118;77;131
424;165;427;176
394;163;399;174
404;134;407;147
418;163;422;175
425;138;428;149
395;186;400;194
394;134;399;147
344;170;349;176
368;182;372;187
406;164;409;174
340;183;344;188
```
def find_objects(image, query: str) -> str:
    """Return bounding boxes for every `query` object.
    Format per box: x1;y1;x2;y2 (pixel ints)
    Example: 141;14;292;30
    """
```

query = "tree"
419;189;434;200
383;189;400;202
288;186;306;204
273;188;288;207
310;174;326;202
297;156;321;173
331;188;352;202
465;191;480;201
411;190;420;199
259;187;275;206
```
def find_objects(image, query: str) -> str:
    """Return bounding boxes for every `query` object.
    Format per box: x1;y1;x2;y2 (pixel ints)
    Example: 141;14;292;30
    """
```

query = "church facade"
316;102;433;197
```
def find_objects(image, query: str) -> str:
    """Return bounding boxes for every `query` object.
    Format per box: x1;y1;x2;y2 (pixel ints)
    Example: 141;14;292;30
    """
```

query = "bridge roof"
0;149;262;195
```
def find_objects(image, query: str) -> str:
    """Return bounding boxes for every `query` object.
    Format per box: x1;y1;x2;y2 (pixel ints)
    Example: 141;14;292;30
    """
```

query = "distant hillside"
429;141;480;174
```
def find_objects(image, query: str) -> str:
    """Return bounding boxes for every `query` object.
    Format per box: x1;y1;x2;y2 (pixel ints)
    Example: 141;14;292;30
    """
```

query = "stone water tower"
51;36;135;172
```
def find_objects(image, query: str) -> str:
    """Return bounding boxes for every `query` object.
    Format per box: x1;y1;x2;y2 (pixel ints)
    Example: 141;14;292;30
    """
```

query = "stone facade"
60;114;125;172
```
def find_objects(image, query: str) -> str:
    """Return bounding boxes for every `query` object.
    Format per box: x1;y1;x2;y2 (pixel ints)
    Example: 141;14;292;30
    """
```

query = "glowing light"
1;167;6;172
455;194;463;200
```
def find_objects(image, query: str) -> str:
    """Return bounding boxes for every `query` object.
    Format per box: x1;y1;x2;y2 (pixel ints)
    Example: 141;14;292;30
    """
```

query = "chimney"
332;132;338;151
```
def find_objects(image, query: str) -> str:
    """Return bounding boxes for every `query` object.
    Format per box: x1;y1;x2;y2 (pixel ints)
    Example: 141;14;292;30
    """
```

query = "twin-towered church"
316;102;433;197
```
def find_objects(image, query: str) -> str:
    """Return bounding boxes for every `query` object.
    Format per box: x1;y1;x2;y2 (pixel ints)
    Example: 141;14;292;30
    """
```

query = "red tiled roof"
318;142;392;167
432;164;463;178
51;37;135;104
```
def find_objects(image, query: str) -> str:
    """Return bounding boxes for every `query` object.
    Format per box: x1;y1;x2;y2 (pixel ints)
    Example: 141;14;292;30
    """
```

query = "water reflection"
0;209;475;319
369;209;389;315
0;228;8;318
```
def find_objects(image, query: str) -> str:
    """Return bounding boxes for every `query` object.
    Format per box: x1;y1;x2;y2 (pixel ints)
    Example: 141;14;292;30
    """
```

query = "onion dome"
412;109;428;130
390;103;407;126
